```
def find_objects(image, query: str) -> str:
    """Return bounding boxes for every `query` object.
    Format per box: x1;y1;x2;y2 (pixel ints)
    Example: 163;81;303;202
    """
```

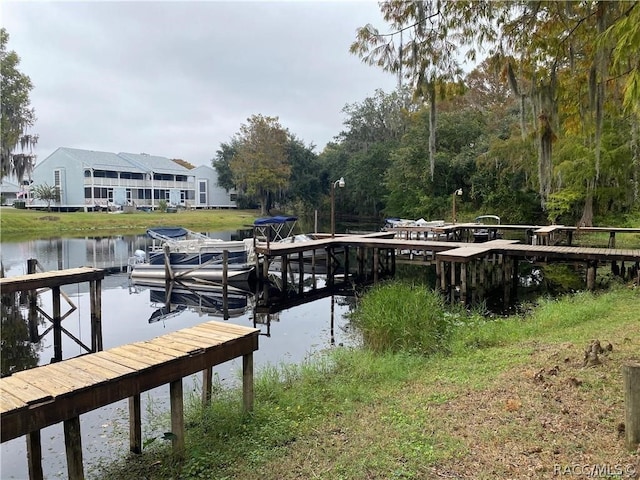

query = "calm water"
0;232;360;479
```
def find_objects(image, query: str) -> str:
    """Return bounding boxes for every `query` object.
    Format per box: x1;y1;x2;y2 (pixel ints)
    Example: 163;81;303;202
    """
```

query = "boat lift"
252;215;299;249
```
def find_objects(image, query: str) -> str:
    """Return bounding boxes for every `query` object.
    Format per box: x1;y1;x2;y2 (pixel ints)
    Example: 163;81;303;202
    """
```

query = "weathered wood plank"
1;322;259;446
169;329;229;345
128;340;191;358
115;344;179;363
0;267;104;294
78;354;137;377
0;387;27;411
92;350;155;370
0;376;53;405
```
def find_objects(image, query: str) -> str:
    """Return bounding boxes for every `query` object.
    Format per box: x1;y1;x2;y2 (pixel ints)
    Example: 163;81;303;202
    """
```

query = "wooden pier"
254;230;640;307
0;320;259;480
0;267;105;360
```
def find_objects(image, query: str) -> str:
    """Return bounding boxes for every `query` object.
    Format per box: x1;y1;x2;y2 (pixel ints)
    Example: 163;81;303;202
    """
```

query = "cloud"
3;1;397;166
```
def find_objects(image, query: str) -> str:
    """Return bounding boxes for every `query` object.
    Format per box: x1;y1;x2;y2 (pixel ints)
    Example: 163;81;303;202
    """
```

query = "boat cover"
253;216;298;225
147;227;190;239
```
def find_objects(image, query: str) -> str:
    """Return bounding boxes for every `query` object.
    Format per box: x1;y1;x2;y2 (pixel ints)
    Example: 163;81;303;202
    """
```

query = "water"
0;232;360;479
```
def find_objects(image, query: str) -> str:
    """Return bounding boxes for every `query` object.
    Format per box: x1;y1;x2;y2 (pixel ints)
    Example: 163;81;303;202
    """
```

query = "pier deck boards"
1;319;259;480
1;320;259;442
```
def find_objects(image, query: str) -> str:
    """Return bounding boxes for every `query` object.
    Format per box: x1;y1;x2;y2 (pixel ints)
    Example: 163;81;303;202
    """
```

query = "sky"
3;1;398;167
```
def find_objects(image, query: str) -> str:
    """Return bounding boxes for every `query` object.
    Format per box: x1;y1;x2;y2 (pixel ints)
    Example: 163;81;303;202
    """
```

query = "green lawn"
0;207;260;242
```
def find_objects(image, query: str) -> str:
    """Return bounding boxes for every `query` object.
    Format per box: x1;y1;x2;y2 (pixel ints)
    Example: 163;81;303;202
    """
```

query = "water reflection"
1;292;40;376
1;233;360;479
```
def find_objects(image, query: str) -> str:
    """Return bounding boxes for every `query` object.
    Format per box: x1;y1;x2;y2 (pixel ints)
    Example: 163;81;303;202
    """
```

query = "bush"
350;281;453;356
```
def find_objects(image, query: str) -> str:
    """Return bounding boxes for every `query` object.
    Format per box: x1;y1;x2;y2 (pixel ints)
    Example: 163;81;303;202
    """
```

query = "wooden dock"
0;267;105;359
254;231;640;307
0;320;259;480
385;222;640;246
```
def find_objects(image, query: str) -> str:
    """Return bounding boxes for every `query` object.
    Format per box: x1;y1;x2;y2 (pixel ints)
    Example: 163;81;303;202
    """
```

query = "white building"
26;147;236;211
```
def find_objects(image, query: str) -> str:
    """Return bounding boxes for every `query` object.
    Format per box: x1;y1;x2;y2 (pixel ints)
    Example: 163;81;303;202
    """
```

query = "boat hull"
130;263;256;284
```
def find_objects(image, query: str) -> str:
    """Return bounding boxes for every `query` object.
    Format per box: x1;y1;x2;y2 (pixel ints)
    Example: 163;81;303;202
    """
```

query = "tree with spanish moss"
1;28;38;181
352;1;639;224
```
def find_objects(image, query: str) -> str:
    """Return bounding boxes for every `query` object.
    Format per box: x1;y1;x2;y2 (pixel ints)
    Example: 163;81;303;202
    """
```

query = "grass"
91;283;640;480
0;207;260;241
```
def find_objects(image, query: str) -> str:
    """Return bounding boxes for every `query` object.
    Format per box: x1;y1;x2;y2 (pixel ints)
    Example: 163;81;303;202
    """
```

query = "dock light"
331;177;345;237
452;188;463;224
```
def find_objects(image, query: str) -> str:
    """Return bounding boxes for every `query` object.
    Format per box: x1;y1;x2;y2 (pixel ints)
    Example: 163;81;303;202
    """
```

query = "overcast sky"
3;1;398;167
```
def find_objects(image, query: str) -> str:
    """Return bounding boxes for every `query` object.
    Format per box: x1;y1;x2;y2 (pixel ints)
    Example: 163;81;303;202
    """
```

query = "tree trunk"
579;186;594;227
428;80;437;180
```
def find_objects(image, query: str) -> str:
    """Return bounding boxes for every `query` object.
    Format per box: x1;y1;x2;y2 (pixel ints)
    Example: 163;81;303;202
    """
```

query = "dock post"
26;431;43;480
243;352;254;413
471;262;477;304
297;252;304;294
52;286;62;362
344;246;350;285
90;279;102;351
63;417;84;480
460;263;467;305
373;248;379;284
281;255;289;297
169;379;185;458
586;261;597;290
129;394;142;454
623;362;640;450
450;261;456;302
223;250;229;320
202;367;213;406
357;246;364;280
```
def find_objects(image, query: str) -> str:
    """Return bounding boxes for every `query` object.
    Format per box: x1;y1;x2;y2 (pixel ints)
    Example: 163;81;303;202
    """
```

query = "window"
198;180;207;204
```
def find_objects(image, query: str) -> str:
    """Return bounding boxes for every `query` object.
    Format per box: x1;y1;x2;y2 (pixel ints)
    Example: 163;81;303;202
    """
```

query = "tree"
229;115;291;215
282;136;323;212
212;140;239;192
351;2;482;180
31;183;60;211
326;88;414;217
1;28;38;181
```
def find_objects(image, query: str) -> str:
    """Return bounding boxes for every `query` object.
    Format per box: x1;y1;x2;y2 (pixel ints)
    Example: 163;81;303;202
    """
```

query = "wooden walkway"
0;320;259;480
254;232;640;307
385;223;640;246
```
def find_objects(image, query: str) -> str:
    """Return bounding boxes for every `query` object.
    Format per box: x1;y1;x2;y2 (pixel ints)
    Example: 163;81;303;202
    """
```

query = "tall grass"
349;281;456;355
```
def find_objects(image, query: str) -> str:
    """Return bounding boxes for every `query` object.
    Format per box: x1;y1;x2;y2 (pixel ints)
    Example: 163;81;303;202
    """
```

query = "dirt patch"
38;215;60;221
430;337;640;479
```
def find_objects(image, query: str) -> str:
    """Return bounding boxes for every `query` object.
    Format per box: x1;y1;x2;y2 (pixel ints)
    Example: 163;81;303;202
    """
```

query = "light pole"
331;177;345;237
452;188;463;224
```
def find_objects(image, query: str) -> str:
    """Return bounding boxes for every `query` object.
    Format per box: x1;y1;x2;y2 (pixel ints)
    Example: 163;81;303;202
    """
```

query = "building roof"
55;147;146;173
118;152;190;175
0;179;22;194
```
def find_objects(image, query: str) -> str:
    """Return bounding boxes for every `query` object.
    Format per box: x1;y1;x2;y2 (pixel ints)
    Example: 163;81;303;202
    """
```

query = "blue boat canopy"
253;215;298;226
147;227;189;239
